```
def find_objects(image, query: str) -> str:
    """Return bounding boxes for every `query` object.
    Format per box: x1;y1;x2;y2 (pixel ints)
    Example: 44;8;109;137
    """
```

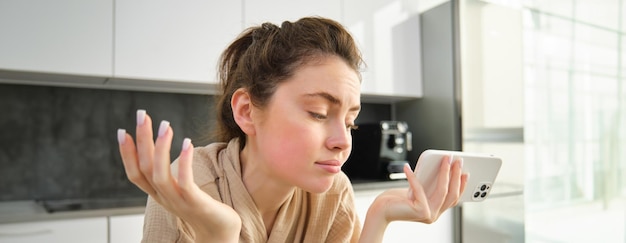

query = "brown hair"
213;17;363;145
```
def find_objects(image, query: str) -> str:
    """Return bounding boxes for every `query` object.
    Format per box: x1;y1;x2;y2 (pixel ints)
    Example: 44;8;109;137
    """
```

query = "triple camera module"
471;182;493;201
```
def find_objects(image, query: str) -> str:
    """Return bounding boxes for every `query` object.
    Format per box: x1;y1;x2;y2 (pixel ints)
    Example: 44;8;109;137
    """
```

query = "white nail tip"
182;138;191;151
158;120;170;137
117;129;126;144
137;109;146;125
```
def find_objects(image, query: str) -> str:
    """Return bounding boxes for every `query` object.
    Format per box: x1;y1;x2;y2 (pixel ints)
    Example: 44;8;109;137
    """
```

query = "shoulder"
192;142;228;168
170;141;229;187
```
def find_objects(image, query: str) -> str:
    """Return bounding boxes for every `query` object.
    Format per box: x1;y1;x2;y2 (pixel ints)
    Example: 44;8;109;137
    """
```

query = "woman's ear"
231;88;256;136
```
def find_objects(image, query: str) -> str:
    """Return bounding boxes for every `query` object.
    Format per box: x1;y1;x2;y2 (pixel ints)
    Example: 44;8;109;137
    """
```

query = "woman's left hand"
374;156;468;224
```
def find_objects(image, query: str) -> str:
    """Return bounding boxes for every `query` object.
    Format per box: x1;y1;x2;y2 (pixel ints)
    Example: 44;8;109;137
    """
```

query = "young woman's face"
251;55;361;193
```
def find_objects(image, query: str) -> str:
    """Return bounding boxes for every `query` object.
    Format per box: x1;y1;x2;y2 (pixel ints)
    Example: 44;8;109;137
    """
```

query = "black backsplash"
0;83;389;201
0;84;215;201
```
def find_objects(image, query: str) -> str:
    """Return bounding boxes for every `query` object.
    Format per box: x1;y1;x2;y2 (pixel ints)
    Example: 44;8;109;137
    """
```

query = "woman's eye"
309;112;327;120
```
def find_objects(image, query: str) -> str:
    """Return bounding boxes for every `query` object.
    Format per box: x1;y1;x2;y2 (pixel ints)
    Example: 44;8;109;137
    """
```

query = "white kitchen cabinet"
0;217;107;243
343;0;423;98
354;188;454;243
114;0;243;84
0;0;113;77
109;214;144;243
244;0;341;27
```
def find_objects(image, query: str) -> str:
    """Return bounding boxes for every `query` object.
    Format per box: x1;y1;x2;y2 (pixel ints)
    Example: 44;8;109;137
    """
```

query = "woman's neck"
239;144;295;233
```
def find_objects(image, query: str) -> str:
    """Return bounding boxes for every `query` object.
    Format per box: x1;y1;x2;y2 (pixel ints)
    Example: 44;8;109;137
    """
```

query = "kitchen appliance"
343;121;412;180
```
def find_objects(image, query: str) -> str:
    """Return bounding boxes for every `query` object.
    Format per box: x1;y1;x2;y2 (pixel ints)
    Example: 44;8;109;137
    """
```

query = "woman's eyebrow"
303;92;361;112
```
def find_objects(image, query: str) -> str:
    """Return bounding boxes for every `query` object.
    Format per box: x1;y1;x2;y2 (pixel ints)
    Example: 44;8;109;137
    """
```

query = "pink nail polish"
137;109;146;125
117;129;126;145
182;138;191;150
158;120;170;137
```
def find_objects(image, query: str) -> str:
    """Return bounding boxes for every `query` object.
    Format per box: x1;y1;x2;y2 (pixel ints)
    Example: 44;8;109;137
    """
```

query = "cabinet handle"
0;229;53;237
406;131;412;151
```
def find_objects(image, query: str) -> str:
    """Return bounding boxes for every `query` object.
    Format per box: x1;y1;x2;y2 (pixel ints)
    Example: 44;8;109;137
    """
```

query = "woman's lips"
315;160;342;174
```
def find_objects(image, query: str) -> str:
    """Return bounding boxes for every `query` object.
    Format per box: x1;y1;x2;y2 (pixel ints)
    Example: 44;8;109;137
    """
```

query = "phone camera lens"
474;192;480;198
481;192;487;198
480;184;487;191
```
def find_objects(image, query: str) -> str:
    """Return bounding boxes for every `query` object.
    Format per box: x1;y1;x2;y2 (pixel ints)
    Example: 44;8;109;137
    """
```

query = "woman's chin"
301;178;335;194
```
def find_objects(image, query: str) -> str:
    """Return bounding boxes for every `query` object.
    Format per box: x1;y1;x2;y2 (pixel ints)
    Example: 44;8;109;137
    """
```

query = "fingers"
118;129;155;195
459;173;469;198
153;120;178;197
431;155;452;211
177;138;195;189
117;109;195;201
443;158;463;208
136;109;155;177
404;164;428;205
385;156;469;225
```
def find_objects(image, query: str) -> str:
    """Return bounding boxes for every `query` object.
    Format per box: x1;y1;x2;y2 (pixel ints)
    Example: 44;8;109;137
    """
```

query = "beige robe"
142;139;361;242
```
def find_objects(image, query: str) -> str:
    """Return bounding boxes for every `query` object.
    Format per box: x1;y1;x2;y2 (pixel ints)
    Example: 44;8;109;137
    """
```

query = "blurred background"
0;0;624;242
460;0;626;242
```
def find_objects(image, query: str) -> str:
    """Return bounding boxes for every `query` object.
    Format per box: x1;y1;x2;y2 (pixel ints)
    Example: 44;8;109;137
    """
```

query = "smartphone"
412;149;502;203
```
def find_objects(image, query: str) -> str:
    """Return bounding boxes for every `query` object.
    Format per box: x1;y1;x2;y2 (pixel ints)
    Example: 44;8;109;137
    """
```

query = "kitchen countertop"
351;179;409;191
0;180;409;225
0;200;145;224
2;180;522;225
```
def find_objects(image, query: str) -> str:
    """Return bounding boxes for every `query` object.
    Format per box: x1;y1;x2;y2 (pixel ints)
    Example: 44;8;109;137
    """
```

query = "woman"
117;17;468;242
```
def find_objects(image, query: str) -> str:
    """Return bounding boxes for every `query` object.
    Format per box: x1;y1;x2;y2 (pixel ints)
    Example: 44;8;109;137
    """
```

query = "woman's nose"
326;122;351;151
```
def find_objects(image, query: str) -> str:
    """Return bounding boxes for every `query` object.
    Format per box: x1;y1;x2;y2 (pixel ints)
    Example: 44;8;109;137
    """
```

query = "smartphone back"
415;149;502;203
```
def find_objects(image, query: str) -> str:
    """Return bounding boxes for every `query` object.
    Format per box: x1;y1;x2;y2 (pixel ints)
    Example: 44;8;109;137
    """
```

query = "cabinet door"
0;217;107;243
343;0;423;98
0;0;113;76
109;214;145;243
244;0;341;26
115;0;243;84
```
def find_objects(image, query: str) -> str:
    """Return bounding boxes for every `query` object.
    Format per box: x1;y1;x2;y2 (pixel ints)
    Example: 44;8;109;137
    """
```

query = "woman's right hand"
117;110;241;242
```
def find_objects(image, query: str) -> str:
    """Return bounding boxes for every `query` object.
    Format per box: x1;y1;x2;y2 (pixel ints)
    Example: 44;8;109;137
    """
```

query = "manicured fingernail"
137;109;146;125
182;138;191;151
459;158;464;168
117;129;126;145
158;120;170;137
449;155;454;164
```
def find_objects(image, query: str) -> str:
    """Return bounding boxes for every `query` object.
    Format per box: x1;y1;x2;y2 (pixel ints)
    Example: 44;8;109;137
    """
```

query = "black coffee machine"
343;121;412;180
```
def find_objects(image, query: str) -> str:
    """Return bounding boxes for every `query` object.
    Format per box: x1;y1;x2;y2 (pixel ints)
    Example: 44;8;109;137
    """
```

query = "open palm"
117;110;241;242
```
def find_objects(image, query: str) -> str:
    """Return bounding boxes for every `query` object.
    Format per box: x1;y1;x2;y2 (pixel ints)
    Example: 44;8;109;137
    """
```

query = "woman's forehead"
275;56;361;103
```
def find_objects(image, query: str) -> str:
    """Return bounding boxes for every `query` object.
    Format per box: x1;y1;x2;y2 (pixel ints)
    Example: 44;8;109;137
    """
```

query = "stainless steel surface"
0;199;146;224
37;197;147;213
